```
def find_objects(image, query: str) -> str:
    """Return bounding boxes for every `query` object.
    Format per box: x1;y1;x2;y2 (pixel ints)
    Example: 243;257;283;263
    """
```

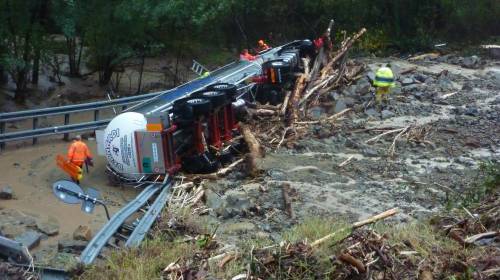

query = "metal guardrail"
0;119;110;143
0;92;160;122
80;183;164;265
0;92;160;149
125;183;171;247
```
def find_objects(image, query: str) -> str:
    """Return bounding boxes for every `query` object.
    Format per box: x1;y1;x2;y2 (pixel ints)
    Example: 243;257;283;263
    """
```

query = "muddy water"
0;139;138;247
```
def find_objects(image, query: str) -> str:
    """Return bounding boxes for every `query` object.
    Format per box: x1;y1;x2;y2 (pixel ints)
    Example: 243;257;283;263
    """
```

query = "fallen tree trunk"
287;62;309;127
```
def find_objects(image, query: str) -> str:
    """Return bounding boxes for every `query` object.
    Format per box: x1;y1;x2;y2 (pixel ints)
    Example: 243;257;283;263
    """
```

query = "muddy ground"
199;55;500;248
0;52;498;273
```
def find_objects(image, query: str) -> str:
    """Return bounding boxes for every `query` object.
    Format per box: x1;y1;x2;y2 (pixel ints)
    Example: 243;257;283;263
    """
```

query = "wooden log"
308;19;334;84
218;253;236;268
287;71;308;127
240;123;264;176
464;231;499;244
311;208;398;247
190;158;244;180
280;91;292;116
247;108;277;117
338;253;366;273
282;183;294;218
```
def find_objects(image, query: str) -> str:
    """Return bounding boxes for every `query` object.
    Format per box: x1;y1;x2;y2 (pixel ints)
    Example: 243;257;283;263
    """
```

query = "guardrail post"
94;110;100;121
0;122;5;150
63;114;70;141
32;118;38;145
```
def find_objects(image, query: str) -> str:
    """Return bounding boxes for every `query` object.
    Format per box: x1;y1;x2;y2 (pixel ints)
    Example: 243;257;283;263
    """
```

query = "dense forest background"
0;0;499;101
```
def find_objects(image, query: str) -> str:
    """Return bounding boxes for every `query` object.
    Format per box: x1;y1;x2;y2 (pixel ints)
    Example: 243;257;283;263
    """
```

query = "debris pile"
244;28;367;152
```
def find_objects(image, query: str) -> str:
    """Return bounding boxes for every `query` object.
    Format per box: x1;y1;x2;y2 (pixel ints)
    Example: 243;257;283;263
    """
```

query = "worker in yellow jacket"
373;66;395;106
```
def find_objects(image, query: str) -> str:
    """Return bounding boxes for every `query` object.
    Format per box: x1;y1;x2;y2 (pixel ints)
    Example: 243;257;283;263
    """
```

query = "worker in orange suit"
257;39;270;52
240;49;256;61
67;135;93;183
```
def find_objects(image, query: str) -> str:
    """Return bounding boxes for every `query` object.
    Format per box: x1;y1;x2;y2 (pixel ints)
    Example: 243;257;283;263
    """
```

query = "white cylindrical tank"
103;112;147;179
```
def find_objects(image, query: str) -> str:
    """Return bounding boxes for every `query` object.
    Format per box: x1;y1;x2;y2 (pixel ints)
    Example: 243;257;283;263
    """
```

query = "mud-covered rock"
73;225;92;241
381;109;395;119
461;55;480;69
36;220;59;236
242;183;262;197
214;190;254;218
15;230;42;250
58;240;88;252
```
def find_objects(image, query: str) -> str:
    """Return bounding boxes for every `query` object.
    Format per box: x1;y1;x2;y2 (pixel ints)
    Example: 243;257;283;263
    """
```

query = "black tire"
195;90;228;108
172;97;192;116
268;89;281;106
207;83;237;101
218;148;235;166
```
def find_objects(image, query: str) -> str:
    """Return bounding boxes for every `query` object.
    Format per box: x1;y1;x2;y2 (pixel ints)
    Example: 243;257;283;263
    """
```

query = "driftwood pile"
244;27;367;158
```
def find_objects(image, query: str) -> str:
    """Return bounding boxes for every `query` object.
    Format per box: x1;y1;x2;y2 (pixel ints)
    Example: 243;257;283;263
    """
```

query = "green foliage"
445;160;500;209
0;0;499;99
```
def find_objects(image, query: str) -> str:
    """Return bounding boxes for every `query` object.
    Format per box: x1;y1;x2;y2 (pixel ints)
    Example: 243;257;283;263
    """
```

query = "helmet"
373;67;395;88
258;40;264;45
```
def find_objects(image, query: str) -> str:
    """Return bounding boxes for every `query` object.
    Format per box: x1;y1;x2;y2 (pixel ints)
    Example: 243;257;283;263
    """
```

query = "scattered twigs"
338;156;354;167
440;91;458;99
365;127;406;144
311;208;399;247
276;126;293;150
388;126;412;156
320;28;367;80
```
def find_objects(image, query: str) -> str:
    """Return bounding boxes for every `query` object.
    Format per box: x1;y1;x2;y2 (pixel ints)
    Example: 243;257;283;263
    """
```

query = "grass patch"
79;238;197;280
446;160;500;209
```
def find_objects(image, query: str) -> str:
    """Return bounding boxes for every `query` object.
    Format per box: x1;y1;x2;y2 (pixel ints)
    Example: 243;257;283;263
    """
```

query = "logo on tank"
105;128;124;171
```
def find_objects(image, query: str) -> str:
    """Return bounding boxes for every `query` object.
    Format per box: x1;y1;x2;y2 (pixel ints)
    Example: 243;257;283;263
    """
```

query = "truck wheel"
207;83;237;100
185;98;212;117
268;89;281;106
196;90;228;108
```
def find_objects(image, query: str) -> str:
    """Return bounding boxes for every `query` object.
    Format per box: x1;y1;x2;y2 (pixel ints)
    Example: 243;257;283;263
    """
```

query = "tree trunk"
0;65;7;85
67;37;78;76
100;67;114;86
32;47;40;84
76;36;84;75
14;70;28;102
137;53;145;93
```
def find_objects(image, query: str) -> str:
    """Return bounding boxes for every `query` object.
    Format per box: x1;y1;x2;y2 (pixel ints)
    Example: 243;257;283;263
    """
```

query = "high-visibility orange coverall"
67;140;92;167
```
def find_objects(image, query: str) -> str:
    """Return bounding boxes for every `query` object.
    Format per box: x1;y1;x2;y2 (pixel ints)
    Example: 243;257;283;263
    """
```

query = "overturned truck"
99;40;314;182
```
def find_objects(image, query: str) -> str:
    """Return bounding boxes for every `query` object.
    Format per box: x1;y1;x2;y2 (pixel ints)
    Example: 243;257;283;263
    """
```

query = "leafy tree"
0;0;48;101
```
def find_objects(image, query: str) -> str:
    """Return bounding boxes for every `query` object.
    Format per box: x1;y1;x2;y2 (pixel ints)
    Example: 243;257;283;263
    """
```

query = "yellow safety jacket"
373;67;395;88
